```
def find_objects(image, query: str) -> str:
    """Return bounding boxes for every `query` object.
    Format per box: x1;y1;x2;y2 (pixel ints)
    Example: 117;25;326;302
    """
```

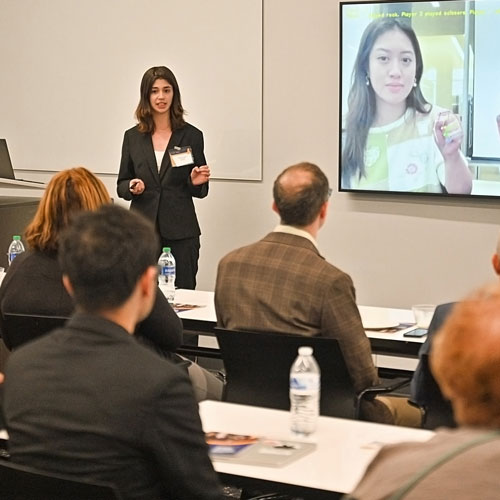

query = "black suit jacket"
3;314;222;500
410;303;456;417
117;123;208;240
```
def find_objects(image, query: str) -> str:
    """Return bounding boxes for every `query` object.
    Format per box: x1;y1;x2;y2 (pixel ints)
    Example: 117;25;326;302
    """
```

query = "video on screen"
339;0;500;197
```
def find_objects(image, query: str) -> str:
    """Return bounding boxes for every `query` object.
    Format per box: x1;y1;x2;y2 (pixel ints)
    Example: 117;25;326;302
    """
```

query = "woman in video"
342;18;472;194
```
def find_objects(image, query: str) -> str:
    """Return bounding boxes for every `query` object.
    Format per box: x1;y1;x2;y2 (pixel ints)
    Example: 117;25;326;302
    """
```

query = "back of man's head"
273;162;329;227
431;283;500;427
59;204;159;313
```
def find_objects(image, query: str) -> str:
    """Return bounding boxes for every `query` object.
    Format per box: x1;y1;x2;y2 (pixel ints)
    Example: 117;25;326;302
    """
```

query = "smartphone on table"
403;328;427;338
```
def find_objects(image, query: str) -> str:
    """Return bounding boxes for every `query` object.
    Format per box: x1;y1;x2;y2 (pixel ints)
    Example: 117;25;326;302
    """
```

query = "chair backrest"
1;313;68;351
215;328;357;419
0;459;121;500
410;302;456;429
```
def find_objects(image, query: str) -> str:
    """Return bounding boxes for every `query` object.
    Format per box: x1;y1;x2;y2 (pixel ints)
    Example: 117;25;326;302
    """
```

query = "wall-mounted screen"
339;0;500;198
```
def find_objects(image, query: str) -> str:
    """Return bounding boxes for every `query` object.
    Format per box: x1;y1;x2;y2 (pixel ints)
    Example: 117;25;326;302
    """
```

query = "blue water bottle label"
162;265;175;277
290;374;320;394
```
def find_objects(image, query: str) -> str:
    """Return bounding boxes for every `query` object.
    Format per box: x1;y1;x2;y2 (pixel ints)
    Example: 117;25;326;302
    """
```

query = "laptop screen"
0;139;15;180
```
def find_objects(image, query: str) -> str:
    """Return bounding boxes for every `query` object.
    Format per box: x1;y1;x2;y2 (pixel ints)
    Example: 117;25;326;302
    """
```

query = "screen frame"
338;0;500;201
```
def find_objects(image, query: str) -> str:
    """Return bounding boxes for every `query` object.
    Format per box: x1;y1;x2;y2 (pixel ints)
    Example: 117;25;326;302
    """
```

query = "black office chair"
0;459;122;499
1;313;68;351
215;328;409;420
410;302;457;430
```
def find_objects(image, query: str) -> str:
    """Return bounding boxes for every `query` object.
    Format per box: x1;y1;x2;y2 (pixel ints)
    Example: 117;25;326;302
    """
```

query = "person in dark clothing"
2;205;222;500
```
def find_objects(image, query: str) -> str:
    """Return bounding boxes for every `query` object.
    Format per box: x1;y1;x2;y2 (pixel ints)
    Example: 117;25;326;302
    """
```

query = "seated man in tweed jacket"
215;161;420;426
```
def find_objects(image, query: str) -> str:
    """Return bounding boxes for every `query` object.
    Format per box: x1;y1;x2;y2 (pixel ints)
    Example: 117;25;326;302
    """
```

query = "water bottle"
158;247;176;304
290;346;320;436
7;235;25;265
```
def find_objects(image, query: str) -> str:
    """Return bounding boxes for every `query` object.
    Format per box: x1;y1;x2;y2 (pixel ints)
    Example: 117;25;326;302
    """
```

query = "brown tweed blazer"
214;231;379;393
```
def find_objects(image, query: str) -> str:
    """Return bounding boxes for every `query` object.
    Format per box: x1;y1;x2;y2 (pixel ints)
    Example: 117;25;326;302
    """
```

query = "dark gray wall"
0;197;39;269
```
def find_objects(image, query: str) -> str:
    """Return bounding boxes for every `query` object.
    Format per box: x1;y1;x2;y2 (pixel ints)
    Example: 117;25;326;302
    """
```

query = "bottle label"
160;265;175;277
8;252;20;264
290;373;320;393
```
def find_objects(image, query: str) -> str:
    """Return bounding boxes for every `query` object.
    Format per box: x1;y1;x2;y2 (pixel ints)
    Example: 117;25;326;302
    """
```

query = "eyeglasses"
327;188;332;199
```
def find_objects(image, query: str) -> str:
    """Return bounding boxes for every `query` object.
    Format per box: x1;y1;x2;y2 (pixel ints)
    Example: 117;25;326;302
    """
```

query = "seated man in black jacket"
410;303;456;428
2;205;222;500
411;234;500;427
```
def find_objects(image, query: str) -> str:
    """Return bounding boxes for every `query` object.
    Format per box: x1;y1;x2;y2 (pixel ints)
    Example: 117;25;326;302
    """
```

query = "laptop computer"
0;139;45;184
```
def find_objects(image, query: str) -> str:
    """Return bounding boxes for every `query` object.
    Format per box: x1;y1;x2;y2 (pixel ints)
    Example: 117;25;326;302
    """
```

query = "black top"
0;250;183;354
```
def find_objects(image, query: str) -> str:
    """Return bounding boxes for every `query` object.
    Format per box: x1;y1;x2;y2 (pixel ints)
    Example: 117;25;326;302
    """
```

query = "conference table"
174;289;424;372
0;403;434;499
200;400;434;499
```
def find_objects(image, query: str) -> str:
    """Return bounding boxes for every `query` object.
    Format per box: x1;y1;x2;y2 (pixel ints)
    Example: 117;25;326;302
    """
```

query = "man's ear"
139;266;158;298
62;274;74;297
272;201;280;216
492;254;500;276
318;201;328;225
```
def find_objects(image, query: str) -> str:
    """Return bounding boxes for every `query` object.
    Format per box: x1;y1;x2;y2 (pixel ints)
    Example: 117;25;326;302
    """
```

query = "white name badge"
169;146;194;167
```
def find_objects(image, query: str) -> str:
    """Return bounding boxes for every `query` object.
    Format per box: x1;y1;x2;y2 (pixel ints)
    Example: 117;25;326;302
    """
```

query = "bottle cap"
162;247;171;253
298;346;313;356
13;235;21;240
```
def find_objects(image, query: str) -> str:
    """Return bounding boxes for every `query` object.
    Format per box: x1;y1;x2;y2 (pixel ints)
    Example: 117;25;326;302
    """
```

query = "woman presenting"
342;19;472;194
117;66;210;289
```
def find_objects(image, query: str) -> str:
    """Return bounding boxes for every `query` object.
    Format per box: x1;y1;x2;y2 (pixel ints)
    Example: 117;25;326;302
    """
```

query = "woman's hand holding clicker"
129;178;145;195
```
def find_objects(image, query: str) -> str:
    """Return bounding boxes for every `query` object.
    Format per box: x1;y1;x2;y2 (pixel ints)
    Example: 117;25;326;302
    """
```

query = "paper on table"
365;324;417;334
173;303;204;313
206;432;258;456
207;432;316;467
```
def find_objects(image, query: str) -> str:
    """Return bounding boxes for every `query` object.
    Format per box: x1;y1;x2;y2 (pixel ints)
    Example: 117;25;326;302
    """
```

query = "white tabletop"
199;401;434;494
358;305;424;345
175;289;217;322
173;289;425;346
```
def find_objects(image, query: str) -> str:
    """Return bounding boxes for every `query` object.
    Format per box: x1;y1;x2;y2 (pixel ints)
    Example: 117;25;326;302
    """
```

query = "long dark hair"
135;66;186;134
342;19;430;187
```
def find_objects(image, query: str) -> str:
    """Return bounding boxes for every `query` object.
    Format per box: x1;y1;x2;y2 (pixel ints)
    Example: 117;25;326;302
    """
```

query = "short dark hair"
58;205;159;312
273;162;330;226
135;66;186;134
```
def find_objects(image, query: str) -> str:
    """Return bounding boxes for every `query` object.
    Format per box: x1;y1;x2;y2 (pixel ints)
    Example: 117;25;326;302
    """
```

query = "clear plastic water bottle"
7;235;25;265
290;346;320;436
158;247;176;304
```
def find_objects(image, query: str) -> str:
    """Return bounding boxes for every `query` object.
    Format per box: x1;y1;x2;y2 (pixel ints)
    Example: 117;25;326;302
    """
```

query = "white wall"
11;0;500;308
195;0;500;308
0;0;262;180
